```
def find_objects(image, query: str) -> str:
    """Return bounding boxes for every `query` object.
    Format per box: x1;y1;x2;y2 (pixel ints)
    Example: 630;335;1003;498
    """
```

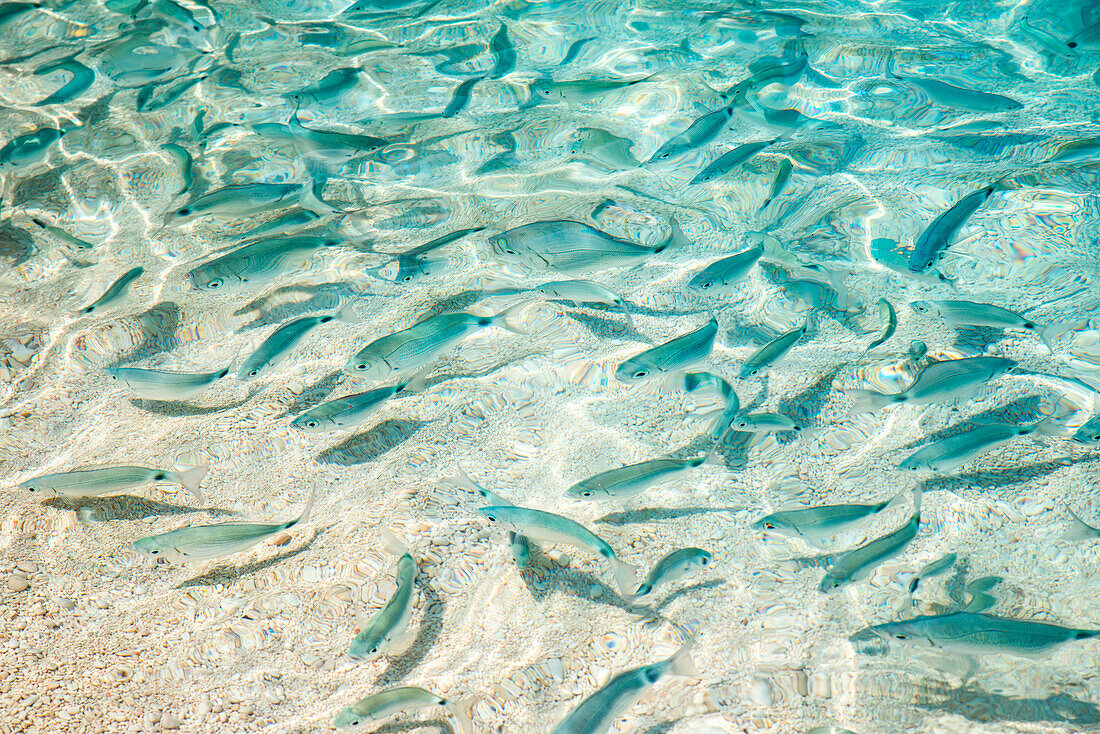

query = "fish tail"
445;696;478;734
911;487;922;515
492;302;529;334
331;302;358;323
283;486;317;530
659;217;691;251
1030;416;1070;438
398;364;434;394
1038;321;1073;352
633;582;653;598
1064;507;1100;541
177;465;208;506
667;639;698;677
379;527;407;557
611;557;642;597
214;366;230;379
843;388;896;414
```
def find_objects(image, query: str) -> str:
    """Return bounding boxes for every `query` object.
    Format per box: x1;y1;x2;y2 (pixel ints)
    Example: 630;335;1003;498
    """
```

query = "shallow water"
2;1;1100;732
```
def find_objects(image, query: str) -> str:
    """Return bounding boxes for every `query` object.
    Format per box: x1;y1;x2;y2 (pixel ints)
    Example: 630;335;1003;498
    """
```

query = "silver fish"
349;532;416;661
253;111;388;162
844;356;1015;413
20;465;206;505
740;316;809;378
647;101;736;163
690;131;790;185
490;219;686;274
754;493;903;544
291;372;421;433
685;241;764;294
160;143;194;196
899;418;1055;473
819;491;921;593
530;74;656;103
633;547;713;598
343;305;523;380
441;75;483;118
760;157;793;210
531;280;633;329
286;66;363;105
131;489;315;563
30;218;94;249
908;553;957;593
681;370;740;440
444;467;533;568
730;412;800;433
1064;507;1100;541
239;209;321;240
34;55;94;107
551;644;696;734
565;455;708;501
616;317;717;383
167;183;303;224
909;300;1062;350
477;506;640;594
856;612;1098;658
892;73;1022;113
908;181;1003;273
78;267;143;315
106;365;230;401
866;298;897;351
1071;414;1100;446
334;687;473;733
0;126;64;170
238;306;353;381
187;235;338;292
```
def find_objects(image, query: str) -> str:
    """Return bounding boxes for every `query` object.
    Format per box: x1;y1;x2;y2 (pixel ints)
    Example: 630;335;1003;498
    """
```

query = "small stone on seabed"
7;576;29;592
161;713;181;729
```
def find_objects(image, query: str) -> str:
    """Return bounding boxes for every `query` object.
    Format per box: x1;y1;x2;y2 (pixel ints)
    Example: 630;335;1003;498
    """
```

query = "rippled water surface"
3;0;1100;732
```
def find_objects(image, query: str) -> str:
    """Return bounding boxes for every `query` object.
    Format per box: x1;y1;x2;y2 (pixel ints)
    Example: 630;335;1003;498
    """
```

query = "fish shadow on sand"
953;325;1010;350
176;526;327;589
596;507;743;526
45;495;235;522
366;719;452;734
776;364;843;435
281;370;346;415
640;721;682;734
234;282;367;330
316;419;428;465
114;302;182;364
515;550;655;618
561;309;644;340
710;429;757;469
130;386;262;417
899;395;1045;451
373;583;444;686
919;454;1100;493
652;579;726;613
914;681;1100;727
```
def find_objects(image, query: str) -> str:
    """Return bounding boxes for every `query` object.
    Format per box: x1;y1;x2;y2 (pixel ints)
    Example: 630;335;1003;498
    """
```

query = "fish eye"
485;514;496;522
750;369;760;376
582;491;592;497
178;207;190;216
149;549;159;555
306;420;318;428
401;274;415;283
350;721;361;727
356;363;367;371
26;485;36;492
700;281;712;289
632;369;648;379
248;369;259;377
207;278;222;289
893;633;908;640
763;522;775;529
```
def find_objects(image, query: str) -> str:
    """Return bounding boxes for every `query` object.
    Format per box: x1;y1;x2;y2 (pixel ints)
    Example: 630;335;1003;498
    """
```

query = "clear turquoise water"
2;1;1100;732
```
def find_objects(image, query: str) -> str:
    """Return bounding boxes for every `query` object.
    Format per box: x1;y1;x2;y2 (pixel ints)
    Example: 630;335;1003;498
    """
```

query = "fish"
286;66;363;105
908;553;957;593
1046;137;1100;164
488;22;514;79
550;643;696;734
1071;414;1100;446
187;235;339;292
0;126;65;170
689;132;790;185
253;111;388;162
349;530;417;661
1064;507;1100;541
20;465;207;505
30;218;94;249
754;492;903;544
239;210;321;240
740;316;810;378
34;55;94;107
106;365;230;401
866;298;897;352
0;1;40;28
131;488;315;563
238;305;354;381
855;612;1098;658
136;73;206;113
565;454;709;501
633;547;713;598
891;73;1023;113
530;74;655;103
530;280;633;329
333;687;474;733
729;412;801;433
844;356;1016;413
647;101;736;163
899;418;1057;473
291;372;423;433
167;183;303;224
907;340;928;362
160;143;194;196
760;260;860;314
759;157;793;210
908;300;1063;350
560;36;595;65
343;305;524;380
441;76;483;118
476;506;639;594
78;267;143;315
681;371;741;440
819;490;920;593
907;181;1005;273
444;467;534;568
568;128;640;169
490;218;687;274
685;241;764;294
367;227;485;283
615;316;717;383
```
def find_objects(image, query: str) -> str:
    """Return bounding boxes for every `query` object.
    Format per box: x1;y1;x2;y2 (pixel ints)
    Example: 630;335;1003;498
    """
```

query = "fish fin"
1064;507;1100;541
1038;321;1075;352
492;302;528;334
843;388;896;414
660;217;691;251
177;465;208;506
619;302;634;331
213;366;230;379
331;302;358;323
284;486;317;530
668;640;698;677
398;364;434;395
611;558;642;598
445;697;478;734
379;527;407;557
1029;416;1070;438
911;487;922;515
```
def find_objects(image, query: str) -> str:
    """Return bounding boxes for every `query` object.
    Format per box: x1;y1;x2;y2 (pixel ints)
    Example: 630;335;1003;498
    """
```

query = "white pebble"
161;713;181;729
6;576;29;592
